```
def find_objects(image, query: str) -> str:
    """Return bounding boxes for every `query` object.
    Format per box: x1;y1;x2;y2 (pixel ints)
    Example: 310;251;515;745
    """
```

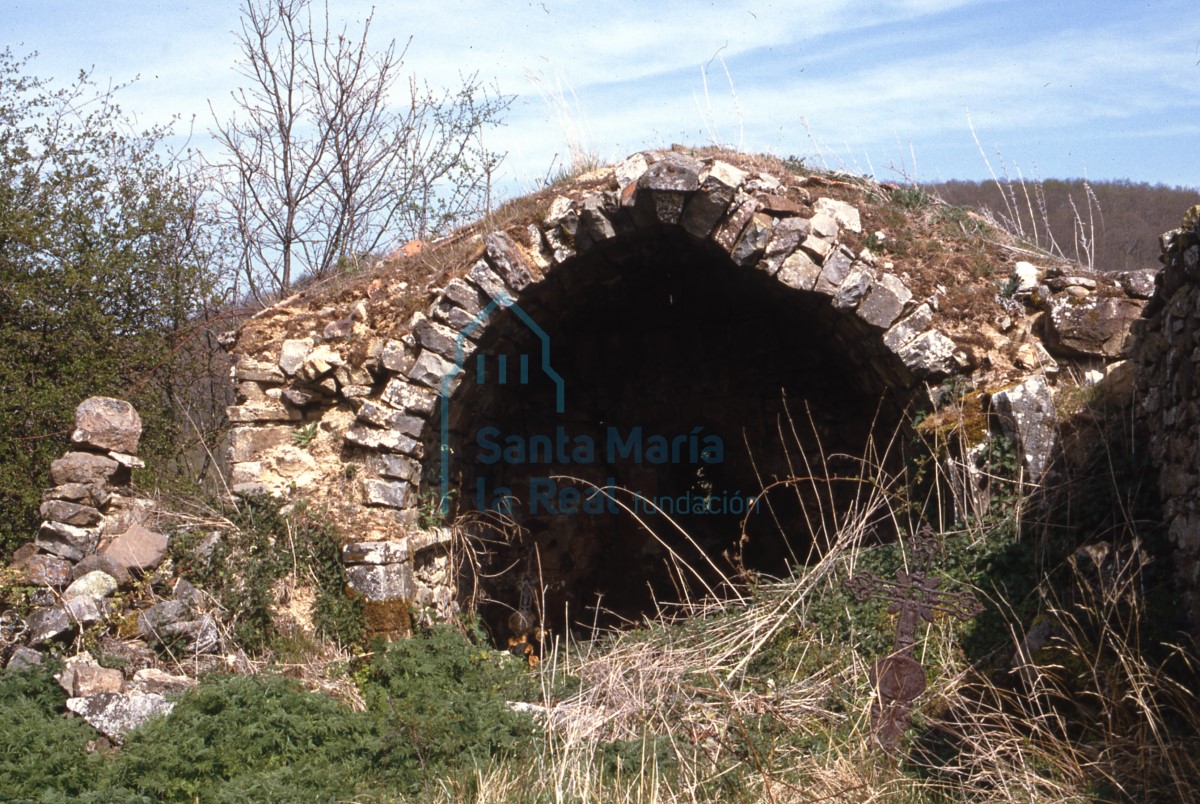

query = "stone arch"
336;151;964;632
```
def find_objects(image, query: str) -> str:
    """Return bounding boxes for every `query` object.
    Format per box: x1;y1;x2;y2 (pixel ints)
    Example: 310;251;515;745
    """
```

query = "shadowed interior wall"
441;228;916;634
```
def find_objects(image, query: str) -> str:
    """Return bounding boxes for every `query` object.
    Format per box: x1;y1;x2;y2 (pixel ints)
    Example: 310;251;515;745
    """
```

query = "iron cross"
845;524;984;751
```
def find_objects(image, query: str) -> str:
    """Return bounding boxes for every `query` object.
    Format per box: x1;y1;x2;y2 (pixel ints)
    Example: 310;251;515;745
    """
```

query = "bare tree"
211;0;509;300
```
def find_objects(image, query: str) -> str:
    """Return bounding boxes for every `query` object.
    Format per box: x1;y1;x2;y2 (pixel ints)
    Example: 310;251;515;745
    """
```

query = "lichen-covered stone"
380;378;438;415
1045;296;1143;358
66;692;173;744
346;562;415;601
991;376;1058;484
896;330;958;377
64;570;119;601
344;424;421;455
23;554;73;588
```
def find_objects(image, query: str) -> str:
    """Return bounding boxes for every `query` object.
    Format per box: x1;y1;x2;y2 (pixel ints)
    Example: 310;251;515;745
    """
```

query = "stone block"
757;217;812;275
6;646;44;670
775;249;822;291
579;197;619;243
680;160;746;238
71;397;142;454
363;478;411;509
72;665;125;697
468;259;516;305
301;344;344;379
27;607;73;645
23;554;73;587
36;521;99;562
39;499;102;527
346;562;415;601
813;197;862;233
415;318;473;362
832;265;877;310
65;692;174;744
345;424;421;455
138;600;190;640
638;152;701;193
374;453;420;481
813;246;854;295
342;540;411;565
228;426;292;463
234;354;284;384
50;452;124;487
614;153;650;187
896;330;958;377
103;523;169;576
278;338;314;375
486;232;537;291
42;483;110;507
408;349;459;390
72;553;130;586
808;211;840;240
883;303;934;351
1117;268;1157;299
730;213;775;267
857;273;913;329
380;378;438;415
991;376;1058;483
64;570;119;601
1045;296;1144;358
712;194;761;253
225;401;301;423
380;339;415;373
65;595;105;626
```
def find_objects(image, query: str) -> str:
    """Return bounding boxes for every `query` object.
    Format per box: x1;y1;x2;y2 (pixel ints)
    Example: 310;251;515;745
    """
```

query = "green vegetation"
171;495;365;652
0;623;537;800
0;50;227;559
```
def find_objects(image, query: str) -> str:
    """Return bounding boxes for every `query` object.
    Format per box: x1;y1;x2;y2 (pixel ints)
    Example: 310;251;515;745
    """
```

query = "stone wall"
1132;205;1200;632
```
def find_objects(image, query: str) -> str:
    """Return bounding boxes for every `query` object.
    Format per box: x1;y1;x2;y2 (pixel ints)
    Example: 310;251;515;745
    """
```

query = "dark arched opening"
437;226;918;640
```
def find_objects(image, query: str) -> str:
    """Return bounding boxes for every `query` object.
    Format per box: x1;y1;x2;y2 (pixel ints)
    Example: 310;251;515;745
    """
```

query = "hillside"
929;177;1199;273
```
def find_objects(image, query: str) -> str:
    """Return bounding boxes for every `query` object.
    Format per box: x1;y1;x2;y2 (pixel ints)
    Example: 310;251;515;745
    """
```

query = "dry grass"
430;410;1200;803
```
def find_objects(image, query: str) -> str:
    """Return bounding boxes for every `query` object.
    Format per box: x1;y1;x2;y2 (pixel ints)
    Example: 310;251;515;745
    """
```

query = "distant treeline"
927;178;1200;273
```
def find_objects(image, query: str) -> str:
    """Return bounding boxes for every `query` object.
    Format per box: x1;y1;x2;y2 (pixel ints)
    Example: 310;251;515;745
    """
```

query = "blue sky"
5;0;1200;198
